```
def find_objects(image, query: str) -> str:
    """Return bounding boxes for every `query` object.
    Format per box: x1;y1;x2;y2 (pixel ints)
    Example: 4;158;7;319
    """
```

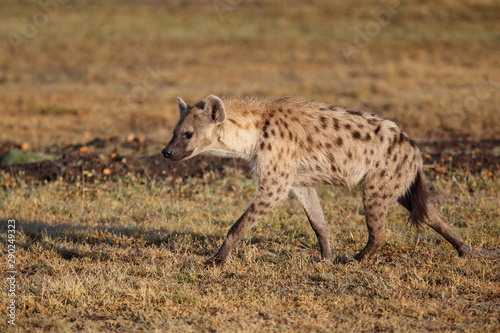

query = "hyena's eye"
183;131;193;139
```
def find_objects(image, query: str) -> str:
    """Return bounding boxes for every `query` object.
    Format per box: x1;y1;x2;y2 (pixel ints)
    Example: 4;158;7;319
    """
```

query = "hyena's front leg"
291;187;332;260
205;184;290;267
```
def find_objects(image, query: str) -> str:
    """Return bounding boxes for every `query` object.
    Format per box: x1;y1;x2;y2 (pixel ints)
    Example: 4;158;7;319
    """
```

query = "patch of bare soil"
0;137;249;184
419;138;500;176
0;137;498;184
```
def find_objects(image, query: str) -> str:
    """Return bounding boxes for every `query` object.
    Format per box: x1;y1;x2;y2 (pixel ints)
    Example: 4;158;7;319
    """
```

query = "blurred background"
1;0;499;147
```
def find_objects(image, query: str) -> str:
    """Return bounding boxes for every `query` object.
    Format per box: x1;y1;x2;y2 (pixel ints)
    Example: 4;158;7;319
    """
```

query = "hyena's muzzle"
161;138;193;162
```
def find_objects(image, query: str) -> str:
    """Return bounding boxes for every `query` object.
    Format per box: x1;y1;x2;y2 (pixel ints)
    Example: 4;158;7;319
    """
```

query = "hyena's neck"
207;110;259;160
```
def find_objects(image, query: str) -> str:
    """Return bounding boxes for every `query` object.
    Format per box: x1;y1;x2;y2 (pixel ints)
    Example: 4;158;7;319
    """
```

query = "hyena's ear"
204;95;226;124
177;97;189;117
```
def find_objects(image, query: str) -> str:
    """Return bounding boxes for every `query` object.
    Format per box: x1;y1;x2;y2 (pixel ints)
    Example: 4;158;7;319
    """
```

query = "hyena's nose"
161;147;172;158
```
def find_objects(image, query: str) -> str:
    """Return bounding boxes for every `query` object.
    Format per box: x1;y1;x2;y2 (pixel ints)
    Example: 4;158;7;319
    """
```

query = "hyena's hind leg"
354;182;392;262
398;169;471;256
291;187;332;260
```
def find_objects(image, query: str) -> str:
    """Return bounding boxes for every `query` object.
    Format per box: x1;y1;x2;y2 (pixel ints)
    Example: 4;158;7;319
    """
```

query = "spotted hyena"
162;95;471;266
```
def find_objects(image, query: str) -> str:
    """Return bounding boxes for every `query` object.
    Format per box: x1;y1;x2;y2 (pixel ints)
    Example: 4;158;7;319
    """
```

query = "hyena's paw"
204;255;227;267
457;244;473;257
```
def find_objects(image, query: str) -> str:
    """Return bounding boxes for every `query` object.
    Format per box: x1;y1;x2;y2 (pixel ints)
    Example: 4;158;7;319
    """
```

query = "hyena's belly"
293;162;363;188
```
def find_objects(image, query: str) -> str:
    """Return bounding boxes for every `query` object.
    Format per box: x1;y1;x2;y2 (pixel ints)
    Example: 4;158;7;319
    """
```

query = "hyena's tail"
397;168;429;228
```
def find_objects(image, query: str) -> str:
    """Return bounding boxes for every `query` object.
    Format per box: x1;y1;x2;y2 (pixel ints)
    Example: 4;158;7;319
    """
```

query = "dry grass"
1;169;499;332
1;0;500;332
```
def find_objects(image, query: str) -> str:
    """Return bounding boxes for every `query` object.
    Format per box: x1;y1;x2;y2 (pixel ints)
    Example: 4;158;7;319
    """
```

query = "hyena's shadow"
4;219;221;261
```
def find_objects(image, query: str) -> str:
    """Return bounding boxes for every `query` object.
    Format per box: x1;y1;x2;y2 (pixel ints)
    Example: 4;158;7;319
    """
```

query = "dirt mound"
0;137;249;184
0;137;498;184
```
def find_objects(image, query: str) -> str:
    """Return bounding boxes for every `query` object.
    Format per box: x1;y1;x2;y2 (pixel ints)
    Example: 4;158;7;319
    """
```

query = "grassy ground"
1;0;500;332
1;170;499;332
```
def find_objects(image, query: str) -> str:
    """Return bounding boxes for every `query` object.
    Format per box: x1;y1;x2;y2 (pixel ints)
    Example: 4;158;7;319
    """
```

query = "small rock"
21;142;30;151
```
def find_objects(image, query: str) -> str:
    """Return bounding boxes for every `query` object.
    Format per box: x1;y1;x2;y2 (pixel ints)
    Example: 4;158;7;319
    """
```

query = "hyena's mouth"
162;149;195;162
170;154;193;162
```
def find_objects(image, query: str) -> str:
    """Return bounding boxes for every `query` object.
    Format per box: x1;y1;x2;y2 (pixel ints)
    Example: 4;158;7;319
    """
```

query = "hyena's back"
249;99;422;195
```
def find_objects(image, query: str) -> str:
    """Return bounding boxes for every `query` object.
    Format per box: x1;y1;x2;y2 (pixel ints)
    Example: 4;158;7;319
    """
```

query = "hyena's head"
162;95;226;161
